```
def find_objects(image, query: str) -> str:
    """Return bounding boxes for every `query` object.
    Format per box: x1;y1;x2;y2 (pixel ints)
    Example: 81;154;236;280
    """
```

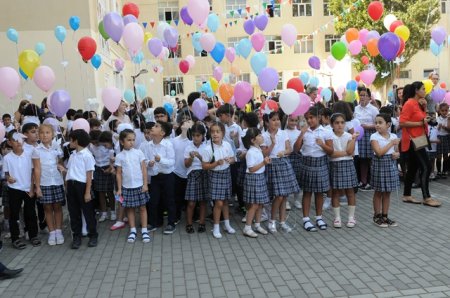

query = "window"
158;1;179;21
294;35;313;53
325;34;340;52
227;36;246;48
398;70;411;79
277;72;283;90
323;0;331;16
168;37;182;58
267;4;281;17
423;69;438;78
293;0;312;17
194;49;208;57
264;36;283;54
226;0;246;18
229;73;250;84
163;77;184;96
442;0;448;13
97;0;111;57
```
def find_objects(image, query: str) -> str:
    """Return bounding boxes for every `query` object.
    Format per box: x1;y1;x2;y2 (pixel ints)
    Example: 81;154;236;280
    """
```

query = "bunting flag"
167;20;172;25
174;19;179;26
237;8;242;15
150;21;155;28
246;6;250;13
230;11;234;17
142;22;148;28
262;2;267;9
229;21;232;27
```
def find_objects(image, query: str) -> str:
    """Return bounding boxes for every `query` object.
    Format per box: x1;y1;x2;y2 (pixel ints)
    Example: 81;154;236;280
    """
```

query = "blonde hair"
39;123;55;136
141;97;153;110
428;71;439;79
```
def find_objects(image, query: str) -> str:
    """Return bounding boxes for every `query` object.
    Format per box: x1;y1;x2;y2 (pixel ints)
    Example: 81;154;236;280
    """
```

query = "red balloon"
361;55;370;65
122;2;140;18
170;44;178;53
396;38;405;57
179;60;189;74
260;100;279;114
78;37;97;62
367;1;384;21
441;82;447;89
287;78;304;93
389;20;403;33
355;75;361;82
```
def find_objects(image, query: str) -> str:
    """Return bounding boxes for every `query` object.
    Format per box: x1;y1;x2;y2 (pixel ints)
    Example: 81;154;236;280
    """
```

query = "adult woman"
13;99;30;127
400;81;441;207
105;101;131;130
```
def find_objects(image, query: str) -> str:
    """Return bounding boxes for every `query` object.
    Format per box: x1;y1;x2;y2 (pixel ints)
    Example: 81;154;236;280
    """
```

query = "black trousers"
174;175;187;221
148;173;176;226
8;188;38;242
66;180;98;238
403;143;431;199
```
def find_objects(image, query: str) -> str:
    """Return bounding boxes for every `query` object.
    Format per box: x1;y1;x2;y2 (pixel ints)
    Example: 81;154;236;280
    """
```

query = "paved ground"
1;178;450;298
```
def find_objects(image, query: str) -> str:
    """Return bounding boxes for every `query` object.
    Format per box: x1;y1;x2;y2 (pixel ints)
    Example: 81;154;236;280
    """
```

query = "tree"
329;0;440;88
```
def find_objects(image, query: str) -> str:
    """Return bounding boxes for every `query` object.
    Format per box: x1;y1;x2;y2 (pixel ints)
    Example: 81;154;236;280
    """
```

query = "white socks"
303;217;314;229
348;205;356;219
142;227;148;233
130;227;137;233
333;207;341;220
213;224;220;234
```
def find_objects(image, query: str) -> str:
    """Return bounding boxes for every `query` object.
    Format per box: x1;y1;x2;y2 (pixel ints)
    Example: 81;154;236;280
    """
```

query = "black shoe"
88;237;98;247
197;224;206;233
163;225;176;235
0;268;23;280
71;237;81;249
185;225;195;234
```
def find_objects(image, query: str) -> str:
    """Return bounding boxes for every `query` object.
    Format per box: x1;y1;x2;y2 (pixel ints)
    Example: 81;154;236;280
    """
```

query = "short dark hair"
88;118;101;128
89;130;102;142
157;121;172;137
242;112;259;128
66;109;76;120
109;119;119;132
22;122;39;133
74;113;84;120
2;114;11;120
242;128;261;150
119;129;135;143
99;131;113;144
144;121;155;130
6;129;17;141
376;113;392;125
69;129;91;147
217;104;234;117
187;92;201;106
154;107;168;117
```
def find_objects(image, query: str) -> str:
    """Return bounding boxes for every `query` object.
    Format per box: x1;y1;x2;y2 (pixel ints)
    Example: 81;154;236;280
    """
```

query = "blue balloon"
132;51;144;64
250;52;267;75
346;80;357;91
19;68;28;80
163;103;174;117
201;82;214;98
34;42;46;56
136;84;147;98
210;42;225;64
192;32;203;52
69;16;80;31
321;88;332;102
54;26;67;43
237;38;252;59
430;40;443;57
309;77;319;88
207;14;219;33
300;72;310;85
91;54;102;69
124;89;135;104
7;28;18;43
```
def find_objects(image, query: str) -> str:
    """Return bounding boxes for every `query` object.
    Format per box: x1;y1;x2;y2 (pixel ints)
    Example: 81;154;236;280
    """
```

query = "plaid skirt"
289;152;302;187
299;155;330;193
243;172;270;204
236;160;247;188
94;166;115;192
121;186;149;208
437;135;450;155
370;155;400;192
209;168;232;201
40;185;65;204
266;157;300;198
330;160;358;190
185;170;209;201
358;128;376;158
1;181;9;207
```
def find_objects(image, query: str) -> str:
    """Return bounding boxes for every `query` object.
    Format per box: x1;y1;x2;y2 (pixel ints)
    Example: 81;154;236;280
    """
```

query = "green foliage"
329;0;440;88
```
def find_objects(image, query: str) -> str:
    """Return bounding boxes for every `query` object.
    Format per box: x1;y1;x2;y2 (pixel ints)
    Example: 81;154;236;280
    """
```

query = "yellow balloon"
18;50;40;78
210;77;219;93
144;32;153;44
395;25;410;42
423;79;433;95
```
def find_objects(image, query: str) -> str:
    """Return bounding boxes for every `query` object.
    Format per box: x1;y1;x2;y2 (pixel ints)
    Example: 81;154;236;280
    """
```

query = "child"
427;118;439;180
294;106;334;232
33;124;66;245
0;141;12;238
242;128;271;237
184;123;208;233
436;103;450;178
370;113;400;228
285;115;302;210
201;122;236;239
262;112;300;233
3;130;40;249
329;114;358;228
115;129;150;243
65;129;98;248
320;108;333;210
2;114;15;133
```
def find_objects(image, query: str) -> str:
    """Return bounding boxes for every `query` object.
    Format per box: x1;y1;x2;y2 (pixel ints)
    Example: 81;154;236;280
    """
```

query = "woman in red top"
399;81;441;207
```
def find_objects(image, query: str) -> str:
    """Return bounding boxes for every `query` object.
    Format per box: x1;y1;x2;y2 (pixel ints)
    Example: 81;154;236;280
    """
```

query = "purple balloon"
192;98;208;120
180;6;193;26
103;12;124;43
378;32;400;61
243;19;255;35
164;27;179;48
49;90;71;118
431;27;446;45
114;59;124;71
258;67;279;92
431;89;446;103
254;14;269;31
123;14;138;25
367;30;380;41
308;56;320;70
354;125;364;141
148;38;163;57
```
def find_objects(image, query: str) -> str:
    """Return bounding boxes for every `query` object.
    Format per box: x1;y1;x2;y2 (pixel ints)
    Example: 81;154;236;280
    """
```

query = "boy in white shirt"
2;114;15;133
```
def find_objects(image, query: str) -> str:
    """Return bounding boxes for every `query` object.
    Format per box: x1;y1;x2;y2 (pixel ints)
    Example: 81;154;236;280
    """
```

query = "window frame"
292;0;313;17
163;76;184;96
294;35;314;54
324;34;340;52
158;1;179;22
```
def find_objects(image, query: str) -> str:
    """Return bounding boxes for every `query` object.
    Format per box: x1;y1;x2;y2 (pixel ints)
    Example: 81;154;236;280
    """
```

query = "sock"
142;227;148;233
244;224;251;230
213;224;220;233
55;229;62;235
316;215;323;221
303;217;314;229
333;207;341;220
254;223;261;228
302;217;310;223
130;227;137;233
224;219;231;229
348;206;356;219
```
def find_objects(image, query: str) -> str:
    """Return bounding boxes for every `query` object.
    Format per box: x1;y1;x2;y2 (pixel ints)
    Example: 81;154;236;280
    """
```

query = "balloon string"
61;43;68;90
15;43;19;58
85;64;90;99
78;60;86;101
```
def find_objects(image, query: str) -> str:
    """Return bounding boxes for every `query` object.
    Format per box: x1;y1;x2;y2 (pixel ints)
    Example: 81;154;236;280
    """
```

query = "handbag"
409;122;431;151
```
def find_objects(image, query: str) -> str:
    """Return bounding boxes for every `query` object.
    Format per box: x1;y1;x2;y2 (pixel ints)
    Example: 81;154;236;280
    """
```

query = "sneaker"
48;234;56;246
286;201;291;211
4;232;11;239
241;215;247;223
243;227;258;238
212;231;222;239
373;214;388;228
224;225;236;234
110;221;126;231
267;221;277;233
383;217;398;227
346;217;356;228
333;218;342;228
148;225;157;232
255;226;268;235
55;232;65;245
98;213;107;222
294;200;302;209
429;172;436;180
280;223;292;233
109;211;116;221
361;184;373;191
163;225;176;235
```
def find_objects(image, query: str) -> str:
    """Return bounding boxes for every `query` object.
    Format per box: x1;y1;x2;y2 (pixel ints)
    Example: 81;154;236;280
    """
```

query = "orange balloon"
230;65;241;76
345;28;359;43
367;38;379;57
441;82;447;89
219;84;234;103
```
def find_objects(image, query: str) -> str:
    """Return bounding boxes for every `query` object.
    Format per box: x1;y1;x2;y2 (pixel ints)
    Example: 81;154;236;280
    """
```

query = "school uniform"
171;135;191;220
243;146;269;204
224;122;242;198
369;132;400;192
427;126;438;161
89;144;115;192
32;144;65;204
354;104;378;158
263;129;300;197
299;126;333;193
330;132;358;189
286;128;302;186
184;142;209;201
5;123;14;133
437;116;450;155
115;148;149;208
65;148;98;239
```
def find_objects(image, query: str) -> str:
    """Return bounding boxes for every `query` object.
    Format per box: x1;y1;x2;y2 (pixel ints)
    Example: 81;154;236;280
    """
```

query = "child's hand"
35;187;43;198
155;155;161;162
57;164;67;173
392;152;400;160
230;131;237;139
142;185;148;193
84;193;92;203
224;157;233;164
217;159;224;165
277;151;285;158
189;151;196;158
352;132;360;140
116;190;122;197
264;157;271;165
315;138;324;146
391;139;400;146
148;160;155;167
7;176;16;184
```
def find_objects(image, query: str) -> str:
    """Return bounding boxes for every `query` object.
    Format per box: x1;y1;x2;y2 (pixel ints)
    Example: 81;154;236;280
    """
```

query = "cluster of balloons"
430;26;447;57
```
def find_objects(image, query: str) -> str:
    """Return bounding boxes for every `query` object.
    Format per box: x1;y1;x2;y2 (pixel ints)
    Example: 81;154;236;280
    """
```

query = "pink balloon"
234;81;253;108
326;55;336;69
226;47;235;63
213;66;223;81
229;96;236;105
187;0;210;26
0;122;5;141
336;86;345;100
186;55;196;68
122;23;144;55
291;93;310;117
444;92;450;105
359;69;376;85
200;33;216;52
102;87;122;112
281;24;297;47
72;118;90;133
349;40;362;55
251;32;266;52
33;66;55;92
359;29;369;45
115;58;125;71
0;67;20;99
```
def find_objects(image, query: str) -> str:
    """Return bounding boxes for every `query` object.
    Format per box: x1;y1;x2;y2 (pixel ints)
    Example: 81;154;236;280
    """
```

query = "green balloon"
98;21;110;41
331;41;347;61
344;90;356;103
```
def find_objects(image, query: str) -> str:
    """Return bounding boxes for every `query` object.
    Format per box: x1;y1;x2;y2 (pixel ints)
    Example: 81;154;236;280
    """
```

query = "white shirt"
5;123;14;133
89;144;114;167
184;142;206;175
201;141;234;171
301;126;334;157
141;138;175;176
331;132;353;162
437;116;449;136
262;129;290;158
23;142;37;155
370;132;398;155
428;126;438;152
3;150;33;192
171;135;191;179
115;148;146;188
286;128;300;151
32;144;64;186
354;104;378;126
65;148;95;183
134;129;146;149
246;146;265;174
224;122;242;153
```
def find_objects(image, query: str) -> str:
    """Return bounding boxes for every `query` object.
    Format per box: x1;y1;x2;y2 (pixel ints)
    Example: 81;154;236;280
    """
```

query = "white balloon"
383;14;397;31
157;22;171;40
279;89;300;115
